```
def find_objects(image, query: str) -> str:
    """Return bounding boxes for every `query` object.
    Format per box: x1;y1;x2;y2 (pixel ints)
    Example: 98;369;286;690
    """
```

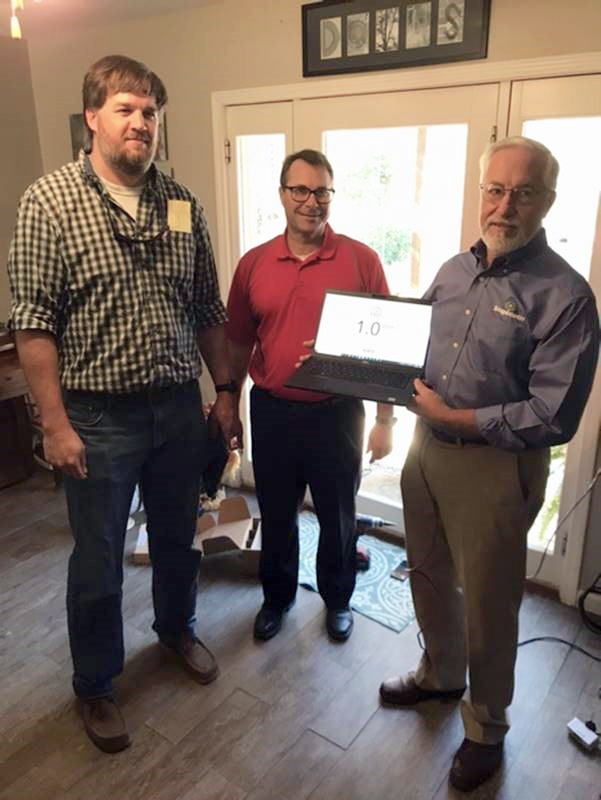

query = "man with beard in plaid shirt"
7;55;241;754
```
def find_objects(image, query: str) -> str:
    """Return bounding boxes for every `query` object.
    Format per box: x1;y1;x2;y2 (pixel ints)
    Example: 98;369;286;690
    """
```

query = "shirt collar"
276;223;338;262
471;228;548;272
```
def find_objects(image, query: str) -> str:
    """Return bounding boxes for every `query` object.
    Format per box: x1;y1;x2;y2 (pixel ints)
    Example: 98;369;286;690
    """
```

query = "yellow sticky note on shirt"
167;200;192;233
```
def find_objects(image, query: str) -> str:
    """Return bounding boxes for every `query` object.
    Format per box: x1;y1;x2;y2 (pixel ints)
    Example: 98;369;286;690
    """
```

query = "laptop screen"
314;292;432;367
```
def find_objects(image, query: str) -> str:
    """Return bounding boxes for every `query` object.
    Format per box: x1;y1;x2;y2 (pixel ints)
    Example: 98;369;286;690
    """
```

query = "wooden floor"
1;468;600;800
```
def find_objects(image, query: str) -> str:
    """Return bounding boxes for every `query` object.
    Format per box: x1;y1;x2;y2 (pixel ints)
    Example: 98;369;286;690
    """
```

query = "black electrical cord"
517;636;601;662
579;570;601;635
528;467;601;582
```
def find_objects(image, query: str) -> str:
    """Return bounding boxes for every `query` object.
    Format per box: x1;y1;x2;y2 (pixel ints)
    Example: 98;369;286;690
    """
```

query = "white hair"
479;136;559;192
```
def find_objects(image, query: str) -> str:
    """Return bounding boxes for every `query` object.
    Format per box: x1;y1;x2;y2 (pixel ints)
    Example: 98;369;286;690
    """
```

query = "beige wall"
0;37;43;321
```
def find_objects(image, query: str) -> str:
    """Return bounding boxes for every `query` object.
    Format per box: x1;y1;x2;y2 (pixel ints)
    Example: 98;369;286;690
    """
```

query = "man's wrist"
375;415;397;427
42;413;73;436
214;380;237;394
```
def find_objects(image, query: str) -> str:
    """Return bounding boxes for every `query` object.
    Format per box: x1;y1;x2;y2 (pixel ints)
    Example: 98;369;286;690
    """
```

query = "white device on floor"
566;717;599;751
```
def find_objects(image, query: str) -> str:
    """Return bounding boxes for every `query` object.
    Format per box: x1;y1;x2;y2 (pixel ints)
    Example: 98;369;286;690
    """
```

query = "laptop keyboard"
305;358;411;388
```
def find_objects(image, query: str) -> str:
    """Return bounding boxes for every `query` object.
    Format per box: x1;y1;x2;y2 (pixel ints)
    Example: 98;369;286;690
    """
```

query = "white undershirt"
101;177;144;221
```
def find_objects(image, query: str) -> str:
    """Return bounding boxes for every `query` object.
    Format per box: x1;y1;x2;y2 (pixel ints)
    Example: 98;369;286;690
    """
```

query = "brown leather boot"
78;696;131;753
160;631;219;684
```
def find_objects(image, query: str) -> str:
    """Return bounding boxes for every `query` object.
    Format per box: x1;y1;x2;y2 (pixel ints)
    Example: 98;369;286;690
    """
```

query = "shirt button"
453;342;459;349
442;374;448;381
464;309;471;315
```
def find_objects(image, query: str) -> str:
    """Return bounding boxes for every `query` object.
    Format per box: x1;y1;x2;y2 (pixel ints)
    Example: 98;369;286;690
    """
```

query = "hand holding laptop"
294;339;315;369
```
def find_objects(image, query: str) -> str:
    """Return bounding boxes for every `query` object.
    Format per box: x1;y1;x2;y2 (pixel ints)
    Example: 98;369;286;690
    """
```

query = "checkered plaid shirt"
8;151;226;392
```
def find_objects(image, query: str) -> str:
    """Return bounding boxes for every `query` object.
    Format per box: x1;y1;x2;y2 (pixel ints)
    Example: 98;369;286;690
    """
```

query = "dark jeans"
63;381;207;699
251;386;364;611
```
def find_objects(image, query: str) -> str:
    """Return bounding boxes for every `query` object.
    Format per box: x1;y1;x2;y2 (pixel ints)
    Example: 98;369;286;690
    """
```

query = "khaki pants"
401;420;550;744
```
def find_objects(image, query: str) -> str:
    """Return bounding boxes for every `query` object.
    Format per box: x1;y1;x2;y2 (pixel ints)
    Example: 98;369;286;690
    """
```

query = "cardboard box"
132;495;261;568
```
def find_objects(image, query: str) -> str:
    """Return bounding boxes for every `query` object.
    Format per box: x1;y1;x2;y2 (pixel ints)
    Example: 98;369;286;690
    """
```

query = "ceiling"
1;0;219;35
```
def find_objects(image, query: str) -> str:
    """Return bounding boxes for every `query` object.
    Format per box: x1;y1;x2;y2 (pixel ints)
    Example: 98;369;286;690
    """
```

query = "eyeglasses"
479;183;548;207
105;197;168;245
282;185;335;204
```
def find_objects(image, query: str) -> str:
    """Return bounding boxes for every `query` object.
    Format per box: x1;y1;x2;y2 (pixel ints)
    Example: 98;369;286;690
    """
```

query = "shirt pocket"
474;312;533;378
154;230;196;283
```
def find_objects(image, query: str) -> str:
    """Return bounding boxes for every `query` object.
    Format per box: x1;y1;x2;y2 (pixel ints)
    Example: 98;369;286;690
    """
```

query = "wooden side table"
0;346;34;488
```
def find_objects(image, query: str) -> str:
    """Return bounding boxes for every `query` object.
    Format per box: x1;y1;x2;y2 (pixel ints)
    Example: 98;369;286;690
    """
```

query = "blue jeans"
63;381;207;698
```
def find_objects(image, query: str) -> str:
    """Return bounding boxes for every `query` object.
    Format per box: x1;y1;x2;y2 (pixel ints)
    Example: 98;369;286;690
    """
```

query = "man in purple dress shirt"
379;137;599;792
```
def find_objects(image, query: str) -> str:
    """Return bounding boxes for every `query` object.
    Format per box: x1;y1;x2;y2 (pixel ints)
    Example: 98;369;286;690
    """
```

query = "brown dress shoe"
379;672;465;705
78;696;131;753
449;738;504;792
160;631;219;684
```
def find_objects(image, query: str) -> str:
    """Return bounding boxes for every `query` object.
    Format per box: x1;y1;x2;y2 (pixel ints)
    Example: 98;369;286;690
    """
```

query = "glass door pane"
297;83;500;524
325;124;467;296
324;124;468;514
508;75;601;592
237;134;287;254
522;115;601;561
225;103;293;484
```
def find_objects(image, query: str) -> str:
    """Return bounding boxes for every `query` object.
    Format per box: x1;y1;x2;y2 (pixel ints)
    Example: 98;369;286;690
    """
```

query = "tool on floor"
355;514;395;572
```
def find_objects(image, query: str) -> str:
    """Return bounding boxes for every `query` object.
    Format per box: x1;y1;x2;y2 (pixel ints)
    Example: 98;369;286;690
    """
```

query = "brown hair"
82;55;167;152
280;149;334;187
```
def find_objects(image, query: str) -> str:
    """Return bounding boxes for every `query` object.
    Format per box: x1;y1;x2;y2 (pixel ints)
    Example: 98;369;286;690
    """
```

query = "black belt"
428;427;487;446
64;380;197;404
257;386;350;408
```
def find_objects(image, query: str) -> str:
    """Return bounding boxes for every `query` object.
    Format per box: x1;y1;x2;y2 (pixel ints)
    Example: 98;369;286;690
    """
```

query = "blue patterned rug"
298;512;415;633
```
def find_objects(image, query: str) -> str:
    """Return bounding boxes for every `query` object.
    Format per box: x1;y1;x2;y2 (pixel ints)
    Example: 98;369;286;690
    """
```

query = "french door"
220;74;600;598
507;75;601;598
224;84;500;527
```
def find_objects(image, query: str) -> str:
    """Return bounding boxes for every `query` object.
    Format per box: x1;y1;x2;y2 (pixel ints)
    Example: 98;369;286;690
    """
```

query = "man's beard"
482;222;529;259
102;137;155;177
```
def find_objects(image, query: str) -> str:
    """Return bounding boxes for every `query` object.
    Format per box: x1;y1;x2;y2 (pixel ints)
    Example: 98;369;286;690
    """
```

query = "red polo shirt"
226;225;389;402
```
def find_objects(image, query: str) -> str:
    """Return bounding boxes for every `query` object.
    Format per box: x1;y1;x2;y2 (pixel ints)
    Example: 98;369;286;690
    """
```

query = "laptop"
285;290;432;405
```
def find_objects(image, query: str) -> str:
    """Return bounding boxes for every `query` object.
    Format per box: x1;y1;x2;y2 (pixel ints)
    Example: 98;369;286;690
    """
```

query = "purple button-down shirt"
423;229;599;451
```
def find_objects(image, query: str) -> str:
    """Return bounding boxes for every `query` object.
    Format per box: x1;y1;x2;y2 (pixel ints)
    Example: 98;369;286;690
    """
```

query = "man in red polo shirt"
226;149;395;642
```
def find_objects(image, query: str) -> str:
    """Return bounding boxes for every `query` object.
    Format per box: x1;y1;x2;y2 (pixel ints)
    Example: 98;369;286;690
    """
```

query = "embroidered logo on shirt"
492;297;526;323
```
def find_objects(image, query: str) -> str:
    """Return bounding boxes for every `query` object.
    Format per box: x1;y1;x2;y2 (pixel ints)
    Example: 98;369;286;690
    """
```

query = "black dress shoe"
326;608;353;641
449;738;504;792
253;604;291;641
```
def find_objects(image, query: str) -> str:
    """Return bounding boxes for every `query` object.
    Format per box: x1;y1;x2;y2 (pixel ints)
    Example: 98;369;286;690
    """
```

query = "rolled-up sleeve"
476;295;600;450
7;190;64;335
192;204;227;330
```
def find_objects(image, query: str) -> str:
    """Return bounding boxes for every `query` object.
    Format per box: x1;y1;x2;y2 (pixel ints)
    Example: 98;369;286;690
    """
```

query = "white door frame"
211;51;601;606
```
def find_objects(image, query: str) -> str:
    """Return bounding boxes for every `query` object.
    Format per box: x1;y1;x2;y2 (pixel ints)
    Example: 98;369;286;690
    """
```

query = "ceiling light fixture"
9;0;42;39
10;13;22;38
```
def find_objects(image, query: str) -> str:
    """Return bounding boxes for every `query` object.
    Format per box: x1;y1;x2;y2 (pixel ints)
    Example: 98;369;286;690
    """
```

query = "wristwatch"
214;380;237;394
376;415;397;427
